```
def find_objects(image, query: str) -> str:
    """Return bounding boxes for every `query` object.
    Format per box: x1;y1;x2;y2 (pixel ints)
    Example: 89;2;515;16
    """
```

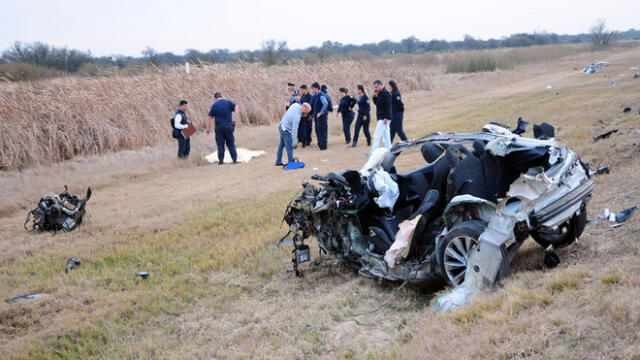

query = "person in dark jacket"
320;85;333;114
371;80;392;151
388;80;407;142
337;88;356;144
206;92;239;164
310;82;329;150
352;85;371;147
298;85;313;147
173;100;191;159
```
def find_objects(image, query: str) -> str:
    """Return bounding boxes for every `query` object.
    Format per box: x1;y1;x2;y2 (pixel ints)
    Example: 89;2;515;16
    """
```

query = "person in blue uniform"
371;80;392;151
337;88;356;145
310;82;329;150
173;100;190;159
352;85;371;147
298;85;313;147
206;92;239;165
388;80;407;142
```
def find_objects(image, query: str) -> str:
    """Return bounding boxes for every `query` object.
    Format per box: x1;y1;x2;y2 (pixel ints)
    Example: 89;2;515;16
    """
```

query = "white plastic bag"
371;171;399;210
385;215;421;268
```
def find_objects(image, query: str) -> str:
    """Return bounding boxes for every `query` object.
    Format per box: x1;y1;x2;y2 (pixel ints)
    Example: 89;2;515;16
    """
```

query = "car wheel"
439;220;486;287
531;203;587;249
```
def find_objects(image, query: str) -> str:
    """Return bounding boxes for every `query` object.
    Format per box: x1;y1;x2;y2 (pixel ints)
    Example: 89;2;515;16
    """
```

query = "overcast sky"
1;0;637;56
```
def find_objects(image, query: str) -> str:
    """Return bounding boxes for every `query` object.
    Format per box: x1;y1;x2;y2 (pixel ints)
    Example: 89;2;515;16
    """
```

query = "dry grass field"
1;45;640;359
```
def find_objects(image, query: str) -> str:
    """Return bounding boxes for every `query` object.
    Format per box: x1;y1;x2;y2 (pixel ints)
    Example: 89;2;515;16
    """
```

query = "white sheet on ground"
204;148;265;164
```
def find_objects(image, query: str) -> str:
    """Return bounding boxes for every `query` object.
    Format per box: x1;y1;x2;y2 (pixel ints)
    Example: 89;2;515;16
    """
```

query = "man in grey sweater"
276;91;312;166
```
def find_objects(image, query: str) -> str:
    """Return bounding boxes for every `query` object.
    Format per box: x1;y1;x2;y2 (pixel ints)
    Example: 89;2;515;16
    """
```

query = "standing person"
371;80;392;152
172;100;191;159
352;85;371;147
320;84;333;114
206;92;239;165
298;85;313;147
388;80;407;142
337;88;356;145
286;82;296;109
276;93;312;166
310;82;329;150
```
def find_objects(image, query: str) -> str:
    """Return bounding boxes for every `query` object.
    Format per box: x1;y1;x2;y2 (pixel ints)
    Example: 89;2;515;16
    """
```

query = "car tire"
438;220;486;287
531;202;587;249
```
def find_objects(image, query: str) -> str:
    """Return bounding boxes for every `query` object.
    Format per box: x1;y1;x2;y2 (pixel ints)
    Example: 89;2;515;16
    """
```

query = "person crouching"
276;91;312;166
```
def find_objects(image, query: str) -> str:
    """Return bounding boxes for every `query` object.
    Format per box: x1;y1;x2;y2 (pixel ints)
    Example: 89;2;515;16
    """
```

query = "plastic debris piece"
6;292;48;304
593;130;618;142
610;80;617;87
615;206;638;223
544;246;561;268
136;271;149;279
65;258;81;273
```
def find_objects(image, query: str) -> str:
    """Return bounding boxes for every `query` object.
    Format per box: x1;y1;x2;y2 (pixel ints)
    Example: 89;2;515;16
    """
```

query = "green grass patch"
14;190;297;358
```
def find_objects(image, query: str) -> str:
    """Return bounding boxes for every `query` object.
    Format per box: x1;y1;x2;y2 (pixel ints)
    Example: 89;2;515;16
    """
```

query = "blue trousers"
341;111;355;144
390;112;407;142
175;130;190;158
353;113;371;146
276;126;294;165
215;124;237;163
298;117;312;146
314;114;328;150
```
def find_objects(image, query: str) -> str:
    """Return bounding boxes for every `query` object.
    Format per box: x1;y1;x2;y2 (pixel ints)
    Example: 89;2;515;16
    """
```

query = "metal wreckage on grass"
282;120;598;312
24;185;92;233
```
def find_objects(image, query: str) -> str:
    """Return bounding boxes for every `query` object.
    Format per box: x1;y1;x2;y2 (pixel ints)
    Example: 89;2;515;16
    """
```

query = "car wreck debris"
594;207;638;227
581;61;609;74
593;129;618;142
65;258;81;273
283;121;594;312
5;292;49;304
24;186;91;233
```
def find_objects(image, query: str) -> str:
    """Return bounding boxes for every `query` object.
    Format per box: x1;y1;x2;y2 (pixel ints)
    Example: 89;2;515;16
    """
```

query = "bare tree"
260;40;289;66
142;46;159;65
590;19;617;47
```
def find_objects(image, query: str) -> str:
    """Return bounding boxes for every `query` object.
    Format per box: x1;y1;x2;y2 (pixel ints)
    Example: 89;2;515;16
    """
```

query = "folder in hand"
182;123;196;138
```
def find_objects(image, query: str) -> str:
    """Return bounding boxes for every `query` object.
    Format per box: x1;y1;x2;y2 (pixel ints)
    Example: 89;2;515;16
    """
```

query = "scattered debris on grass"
544;246;561;269
24;186;91;233
594;207;639;227
589;166;609;176
65;257;81;273
581;61;609;74
136;271;149;279
593;130;618;142
5;292;49;304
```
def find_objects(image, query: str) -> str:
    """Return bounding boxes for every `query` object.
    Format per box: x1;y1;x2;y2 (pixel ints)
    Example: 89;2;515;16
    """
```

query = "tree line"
1;21;637;81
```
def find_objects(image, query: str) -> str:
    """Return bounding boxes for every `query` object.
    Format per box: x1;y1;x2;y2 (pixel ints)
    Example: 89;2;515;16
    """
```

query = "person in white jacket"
173;100;190;159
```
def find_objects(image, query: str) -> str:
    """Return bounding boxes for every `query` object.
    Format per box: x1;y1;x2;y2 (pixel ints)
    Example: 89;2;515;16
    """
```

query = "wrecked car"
24;186;92;232
282;121;594;311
